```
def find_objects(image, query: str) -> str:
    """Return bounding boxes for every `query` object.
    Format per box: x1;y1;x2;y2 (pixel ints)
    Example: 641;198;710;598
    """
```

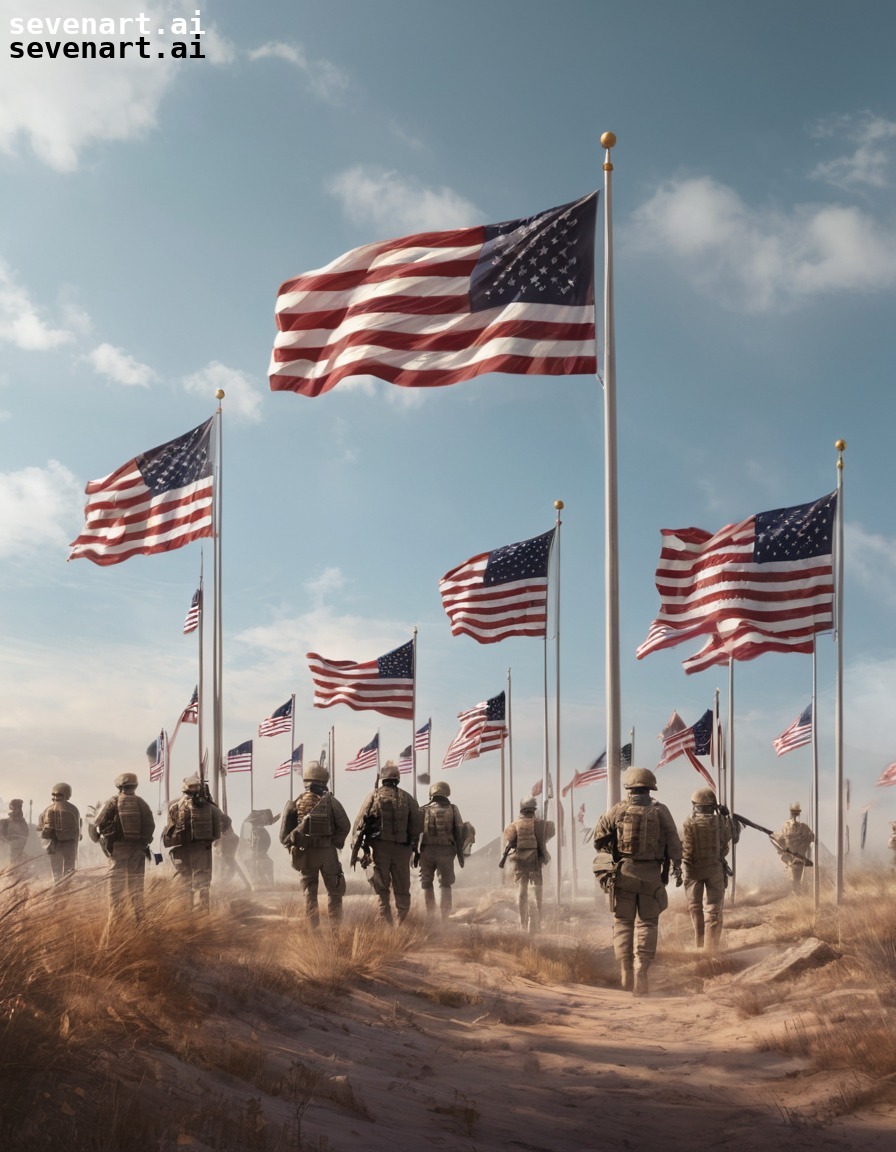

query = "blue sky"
1;0;895;873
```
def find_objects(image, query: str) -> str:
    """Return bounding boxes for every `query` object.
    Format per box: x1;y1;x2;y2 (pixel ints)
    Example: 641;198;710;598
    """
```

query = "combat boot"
620;961;634;992
633;963;650;996
423;888;437;917
690;910;705;950
439;889;452;923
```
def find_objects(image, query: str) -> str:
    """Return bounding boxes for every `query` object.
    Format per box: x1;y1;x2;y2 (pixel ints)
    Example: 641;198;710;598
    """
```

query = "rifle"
733;811;814;868
497;843;514;869
350;777;381;871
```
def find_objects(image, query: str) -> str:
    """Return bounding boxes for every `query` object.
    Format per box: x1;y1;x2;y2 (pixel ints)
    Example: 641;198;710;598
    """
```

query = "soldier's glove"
717;804;730;817
672;865;683;888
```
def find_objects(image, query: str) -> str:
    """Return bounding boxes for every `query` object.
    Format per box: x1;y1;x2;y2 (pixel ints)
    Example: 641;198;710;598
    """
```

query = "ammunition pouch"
290;844;307;872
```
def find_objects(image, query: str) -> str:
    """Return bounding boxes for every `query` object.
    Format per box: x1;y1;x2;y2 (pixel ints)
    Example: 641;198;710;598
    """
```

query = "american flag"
637;492;837;674
398;745;413;775
347;733;379;772
307;640;414;720
269;193;597;397
415;719;431;752
180;685;199;725
442;692;506;769
561;753;607;797
773;703;813;757
148;730;167;783
275;744;303;779
875;763;896;788
259;698;293;738
531;774;553;798
69;418;214;566
439;529;555;644
658;710;715;787
183;588;201;634
226;740;253;774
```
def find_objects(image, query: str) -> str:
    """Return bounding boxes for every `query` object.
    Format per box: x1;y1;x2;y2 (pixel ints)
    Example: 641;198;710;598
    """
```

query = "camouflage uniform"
777;804;814;891
418;782;465;921
93;773;156;922
503;799;548;933
594;767;682;995
242;810;278;887
681;788;737;951
0;799;29;865
353;763;422;924
889;822;896;871
163;777;222;911
37;784;81;883
280;765;350;927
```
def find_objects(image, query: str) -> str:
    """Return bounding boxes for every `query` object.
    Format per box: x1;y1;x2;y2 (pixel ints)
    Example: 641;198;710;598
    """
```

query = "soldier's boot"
423;888;437;918
518;891;529;930
690;909;705;949
633;962;650;997
705;922;721;953
439;888;452;923
620;961;634;992
528;904;540;935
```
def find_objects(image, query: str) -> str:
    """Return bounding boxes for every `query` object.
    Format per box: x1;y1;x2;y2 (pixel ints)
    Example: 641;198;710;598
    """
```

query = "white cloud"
182;360;263;424
327;165;481;236
811;113;896;190
248;41;349;102
628;176;896;311
0;1;233;171
86;342;157;387
0;460;83;558
846;522;896;606
0;258;74;350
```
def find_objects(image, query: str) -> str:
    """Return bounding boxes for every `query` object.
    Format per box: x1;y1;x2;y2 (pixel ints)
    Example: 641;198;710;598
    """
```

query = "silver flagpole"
601;131;622;809
506;668;513;817
713;688;721;805
728;656;736;902
412;627;418;801
197;554;204;783
289;692;296;803
553;500;563;910
812;640;819;911
212;390;224;809
329;725;336;798
542;632;550;813
834;439;846;904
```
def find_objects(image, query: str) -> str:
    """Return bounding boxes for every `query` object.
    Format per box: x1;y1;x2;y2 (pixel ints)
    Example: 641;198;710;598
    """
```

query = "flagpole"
728;656;736;902
553;499;563;911
289;692;296;802
197;554;205;780
812;641;820;911
212;389;225;810
601;130;622;810
412;626;418;801
506;668;513;816
834;439;846;904
330;725;336;798
630;726;635;766
713;688;722;806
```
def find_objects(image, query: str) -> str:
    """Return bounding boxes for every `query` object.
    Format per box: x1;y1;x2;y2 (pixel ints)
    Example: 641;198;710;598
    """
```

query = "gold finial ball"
215;389;225;399
600;131;617;150
835;439;846;452
554;500;564;510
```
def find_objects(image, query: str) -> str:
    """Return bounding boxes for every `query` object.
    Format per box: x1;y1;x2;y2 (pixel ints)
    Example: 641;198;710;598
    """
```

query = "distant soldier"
242;809;278;887
594;767;682;996
163;776;222;911
91;772;156;922
418;781;466;922
280;760;350;928
889;821;896;871
777;802;814;891
215;810;248;888
501;795;548;934
352;760;422;924
37;783;81;883
681;787;737;951
0;798;29;865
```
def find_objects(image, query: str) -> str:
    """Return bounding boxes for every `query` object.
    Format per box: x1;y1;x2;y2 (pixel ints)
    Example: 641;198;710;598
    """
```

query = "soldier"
889;821;896;870
280;760;350;928
0;798;29;865
242;810;278;887
215;810;249;888
163;776;222;911
681;787;737;951
501;795;548;934
91;773;156;922
594;767;682;996
418;780;466;922
352;760;422;924
777;802;814;891
37;783;81;883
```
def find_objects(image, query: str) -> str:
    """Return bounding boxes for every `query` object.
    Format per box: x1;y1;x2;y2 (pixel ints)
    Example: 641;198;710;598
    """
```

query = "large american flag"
637;492;837;674
561;753;608;797
442;692;506;769
69;418;214;566
346;733;379;772
773;703;813;757
658;710;715;787
226;740;253;774
275;744;303;780
269;193;597;397
306;640;414;720
259;698;293;738
415;718;431;752
439;529;555;644
180;686;199;726
183;588;201;635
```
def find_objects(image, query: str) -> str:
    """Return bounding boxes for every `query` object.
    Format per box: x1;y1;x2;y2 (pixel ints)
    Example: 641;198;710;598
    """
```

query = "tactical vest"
4;815;28;843
684;813;721;868
46;802;80;841
781;819;813;855
616;800;663;860
514;816;538;852
374;786;410;843
422;801;456;848
117;794;145;841
183;798;215;841
295;791;335;844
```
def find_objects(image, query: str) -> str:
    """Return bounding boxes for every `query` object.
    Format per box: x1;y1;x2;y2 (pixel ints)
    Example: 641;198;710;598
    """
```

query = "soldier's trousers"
369;841;413;923
787;860;805;891
419;847;456;919
299;846;346;926
109;841;148;920
611;860;666;964
48;840;78;883
684;862;725;948
512;865;543;931
170;841;214;909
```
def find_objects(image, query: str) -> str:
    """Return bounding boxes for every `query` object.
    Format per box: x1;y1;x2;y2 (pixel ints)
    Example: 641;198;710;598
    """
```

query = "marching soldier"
280;760;350;927
163;776;222;911
594;767;682;996
418;780;466;922
681;787;737;951
91;772;156;922
0;798;29;866
37;783;81;883
501;795;548;934
352;760;422;924
777;802;814;891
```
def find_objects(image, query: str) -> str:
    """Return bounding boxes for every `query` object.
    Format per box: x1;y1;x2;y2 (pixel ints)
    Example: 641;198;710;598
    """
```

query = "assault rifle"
733;811;814;868
497;843;514;869
350;776;381;871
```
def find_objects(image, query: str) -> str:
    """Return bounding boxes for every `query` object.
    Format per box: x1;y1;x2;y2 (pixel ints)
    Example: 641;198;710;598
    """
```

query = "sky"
1;0;895;880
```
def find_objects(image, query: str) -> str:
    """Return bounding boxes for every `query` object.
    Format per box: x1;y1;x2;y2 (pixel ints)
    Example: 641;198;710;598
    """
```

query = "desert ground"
3;845;896;1152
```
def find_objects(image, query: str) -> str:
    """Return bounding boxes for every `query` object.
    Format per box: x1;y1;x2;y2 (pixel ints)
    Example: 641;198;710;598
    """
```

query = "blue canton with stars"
484;529;555;586
137;419;213;493
469;192;597;313
486;692;506;722
692;710;714;756
753;493;836;564
377;641;414;679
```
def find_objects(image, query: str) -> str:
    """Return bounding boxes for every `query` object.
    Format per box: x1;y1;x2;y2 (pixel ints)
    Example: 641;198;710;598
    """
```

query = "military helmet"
519;795;538;812
381;760;401;781
182;774;203;794
622;767;657;791
51;782;72;800
691;787;717;806
9;798;23;810
115;772;139;789
430;780;451;798
790;802;802;814
303;760;329;783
